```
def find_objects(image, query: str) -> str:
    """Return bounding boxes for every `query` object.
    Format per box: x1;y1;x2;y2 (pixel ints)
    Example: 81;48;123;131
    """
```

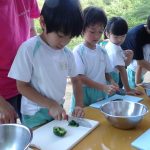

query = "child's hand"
48;101;67;120
72;106;84;118
103;85;119;95
110;80;119;88
124;50;133;66
124;49;133;59
126;89;143;95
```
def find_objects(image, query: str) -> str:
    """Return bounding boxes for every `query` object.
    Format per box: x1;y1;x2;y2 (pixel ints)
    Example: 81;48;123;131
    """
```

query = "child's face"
108;33;126;46
42;31;72;49
83;24;104;48
40;16;72;49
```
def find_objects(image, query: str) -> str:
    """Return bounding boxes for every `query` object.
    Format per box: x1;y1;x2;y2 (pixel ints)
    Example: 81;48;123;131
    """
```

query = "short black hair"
82;6;107;32
147;15;150;29
41;0;83;37
106;17;128;36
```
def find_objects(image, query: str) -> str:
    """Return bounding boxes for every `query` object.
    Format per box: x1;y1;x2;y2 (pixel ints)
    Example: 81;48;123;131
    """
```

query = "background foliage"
36;0;150;50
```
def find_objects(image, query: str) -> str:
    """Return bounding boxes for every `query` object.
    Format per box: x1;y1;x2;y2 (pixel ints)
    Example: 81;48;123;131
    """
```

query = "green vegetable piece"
68;120;79;127
53;127;67;137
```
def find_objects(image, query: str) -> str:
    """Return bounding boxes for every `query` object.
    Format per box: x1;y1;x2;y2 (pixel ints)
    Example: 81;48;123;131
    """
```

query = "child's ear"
40;16;46;30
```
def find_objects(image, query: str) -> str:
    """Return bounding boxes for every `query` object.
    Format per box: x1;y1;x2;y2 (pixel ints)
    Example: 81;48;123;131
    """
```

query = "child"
99;31;109;48
8;0;84;128
121;15;150;88
127;44;150;87
70;6;119;111
105;17;141;95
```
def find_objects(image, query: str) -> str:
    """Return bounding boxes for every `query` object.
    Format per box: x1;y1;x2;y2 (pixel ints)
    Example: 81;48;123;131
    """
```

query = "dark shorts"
7;95;22;120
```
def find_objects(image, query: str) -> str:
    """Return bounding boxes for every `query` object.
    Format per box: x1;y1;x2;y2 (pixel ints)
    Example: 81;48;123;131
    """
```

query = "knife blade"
67;116;92;128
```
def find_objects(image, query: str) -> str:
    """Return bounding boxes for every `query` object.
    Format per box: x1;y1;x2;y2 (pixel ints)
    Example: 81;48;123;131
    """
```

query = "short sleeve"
104;50;113;73
65;48;77;77
133;41;144;60
73;46;85;75
8;43;33;82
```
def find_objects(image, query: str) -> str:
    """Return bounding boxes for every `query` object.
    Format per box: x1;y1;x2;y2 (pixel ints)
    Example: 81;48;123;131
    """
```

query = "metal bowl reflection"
100;101;148;129
0;124;32;150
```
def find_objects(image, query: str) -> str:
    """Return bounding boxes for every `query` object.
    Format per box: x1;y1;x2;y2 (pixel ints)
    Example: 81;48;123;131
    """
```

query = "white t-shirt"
73;43;112;84
128;44;150;73
8;36;77;115
105;41;126;72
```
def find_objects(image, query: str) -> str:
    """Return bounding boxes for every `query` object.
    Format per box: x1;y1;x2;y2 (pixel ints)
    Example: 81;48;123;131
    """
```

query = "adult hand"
0;97;17;124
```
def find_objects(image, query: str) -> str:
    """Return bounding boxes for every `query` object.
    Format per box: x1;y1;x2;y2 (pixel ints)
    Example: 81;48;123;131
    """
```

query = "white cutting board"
31;119;99;150
131;129;150;150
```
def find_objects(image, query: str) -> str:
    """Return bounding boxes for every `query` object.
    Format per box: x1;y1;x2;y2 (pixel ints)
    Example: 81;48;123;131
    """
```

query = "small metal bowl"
100;101;148;129
0;124;32;150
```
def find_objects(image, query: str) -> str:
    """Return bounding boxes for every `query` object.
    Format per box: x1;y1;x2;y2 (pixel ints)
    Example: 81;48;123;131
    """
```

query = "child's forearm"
16;80;58;109
105;73;117;85
117;66;131;91
135;65;143;84
124;50;133;66
79;74;106;91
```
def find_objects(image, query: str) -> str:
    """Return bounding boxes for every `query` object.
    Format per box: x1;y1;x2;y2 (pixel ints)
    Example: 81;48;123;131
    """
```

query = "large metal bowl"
0;124;32;150
100;101;148;129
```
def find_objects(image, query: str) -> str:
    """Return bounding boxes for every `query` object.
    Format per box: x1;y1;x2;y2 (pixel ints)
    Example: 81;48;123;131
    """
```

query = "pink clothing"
0;0;40;99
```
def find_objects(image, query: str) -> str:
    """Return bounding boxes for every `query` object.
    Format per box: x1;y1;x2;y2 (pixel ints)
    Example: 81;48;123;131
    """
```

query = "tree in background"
37;0;150;49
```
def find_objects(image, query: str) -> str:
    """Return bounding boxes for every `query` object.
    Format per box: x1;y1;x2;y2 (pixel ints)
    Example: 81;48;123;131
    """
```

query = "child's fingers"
134;90;143;95
109;85;118;92
72;106;84;118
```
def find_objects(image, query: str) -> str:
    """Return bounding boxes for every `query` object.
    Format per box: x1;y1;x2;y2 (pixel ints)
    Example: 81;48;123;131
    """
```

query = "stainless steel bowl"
100;101;148;129
0;124;32;150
